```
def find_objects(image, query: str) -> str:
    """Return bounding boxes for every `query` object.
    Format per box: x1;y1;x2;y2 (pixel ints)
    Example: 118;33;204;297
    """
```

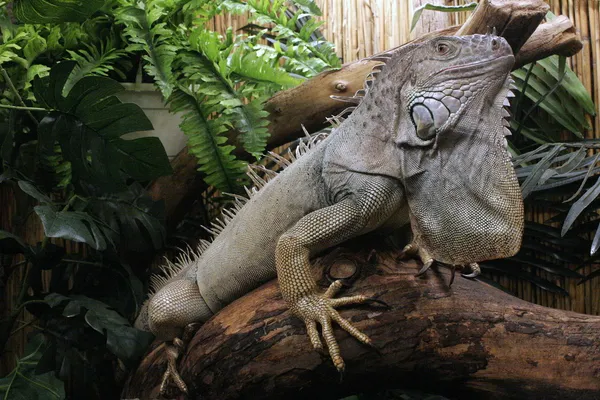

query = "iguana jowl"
135;33;524;394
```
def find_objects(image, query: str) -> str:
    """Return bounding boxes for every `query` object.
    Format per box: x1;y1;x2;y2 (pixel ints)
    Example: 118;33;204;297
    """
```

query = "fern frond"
64;38;131;94
227;97;270;158
169;87;247;192
187;34;278;158
220;0;340;75
116;0;177;98
228;46;304;87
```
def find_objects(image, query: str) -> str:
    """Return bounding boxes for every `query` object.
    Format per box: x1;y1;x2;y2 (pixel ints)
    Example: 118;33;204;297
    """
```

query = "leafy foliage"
114;0;337;191
116;0;177;99
0;28;169;400
13;0;106;24
0;334;65;400
1;1;335;398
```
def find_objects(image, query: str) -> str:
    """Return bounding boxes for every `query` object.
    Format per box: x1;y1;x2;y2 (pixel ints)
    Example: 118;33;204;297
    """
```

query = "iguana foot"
399;242;435;276
291;280;375;372
159;338;188;395
159;323;202;396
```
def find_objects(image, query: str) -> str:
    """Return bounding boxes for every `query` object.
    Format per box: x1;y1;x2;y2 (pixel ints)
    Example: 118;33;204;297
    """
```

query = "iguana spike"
504;126;512;136
506;90;515;98
247;167;268;189
198;239;211;252
265;151;292;168
502;108;511;118
503;98;511;106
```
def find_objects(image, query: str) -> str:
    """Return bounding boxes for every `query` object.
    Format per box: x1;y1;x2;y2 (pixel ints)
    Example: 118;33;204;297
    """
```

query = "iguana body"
135;34;524;394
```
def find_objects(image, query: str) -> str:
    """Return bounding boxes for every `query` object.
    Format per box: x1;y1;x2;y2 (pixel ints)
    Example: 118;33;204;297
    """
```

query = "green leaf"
112;137;173;182
64;39;131;94
44;294;154;367
562;175;600;237
35;205;109;250
411;2;477;32
87;183;166;251
13;0;106;24
229;48;303;88
229;97;270;158
536;55;596;116
116;3;176;99
0;230;28;254
169;88;247;192
0;334;65;400
520;144;563;198
291;0;322;16
18;181;52;203
33;61;170;190
82;103;154;139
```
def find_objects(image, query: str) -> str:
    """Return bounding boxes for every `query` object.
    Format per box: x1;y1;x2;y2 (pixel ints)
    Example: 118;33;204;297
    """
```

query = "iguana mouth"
440;54;514;74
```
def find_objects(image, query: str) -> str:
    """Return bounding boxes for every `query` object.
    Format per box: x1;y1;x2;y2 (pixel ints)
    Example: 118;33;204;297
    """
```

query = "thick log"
123;247;600;399
148;5;582;228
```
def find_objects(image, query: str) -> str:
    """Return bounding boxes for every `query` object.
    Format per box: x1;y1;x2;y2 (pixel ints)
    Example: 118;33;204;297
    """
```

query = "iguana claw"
292;280;376;372
400;242;435;276
461;262;481;278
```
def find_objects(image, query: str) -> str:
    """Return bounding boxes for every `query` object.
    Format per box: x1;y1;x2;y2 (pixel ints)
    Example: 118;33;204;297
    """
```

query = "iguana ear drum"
411;97;452;141
411;104;436;140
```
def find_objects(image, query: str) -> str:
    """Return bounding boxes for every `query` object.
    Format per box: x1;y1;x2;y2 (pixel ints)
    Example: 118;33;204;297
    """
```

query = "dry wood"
123;247;600;400
149;11;582;228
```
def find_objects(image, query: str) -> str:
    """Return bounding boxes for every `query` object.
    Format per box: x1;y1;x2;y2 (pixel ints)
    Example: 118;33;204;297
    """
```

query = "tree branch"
123;247;600;400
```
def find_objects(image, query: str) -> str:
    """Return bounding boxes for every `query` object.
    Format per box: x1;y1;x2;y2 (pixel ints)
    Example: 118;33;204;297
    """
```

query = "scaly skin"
135;34;524;394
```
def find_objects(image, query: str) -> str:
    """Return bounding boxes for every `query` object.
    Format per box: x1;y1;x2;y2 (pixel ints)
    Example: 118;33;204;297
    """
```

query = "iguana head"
393;34;524;265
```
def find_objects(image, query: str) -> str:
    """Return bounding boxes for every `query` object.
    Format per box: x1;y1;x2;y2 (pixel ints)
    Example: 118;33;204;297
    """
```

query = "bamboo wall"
2;0;600;375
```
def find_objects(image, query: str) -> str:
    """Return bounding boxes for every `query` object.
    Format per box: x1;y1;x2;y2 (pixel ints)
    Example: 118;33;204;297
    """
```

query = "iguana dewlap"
134;33;524;394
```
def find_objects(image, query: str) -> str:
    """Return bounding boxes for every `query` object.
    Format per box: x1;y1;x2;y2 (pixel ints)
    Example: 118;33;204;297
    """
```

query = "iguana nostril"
491;38;499;50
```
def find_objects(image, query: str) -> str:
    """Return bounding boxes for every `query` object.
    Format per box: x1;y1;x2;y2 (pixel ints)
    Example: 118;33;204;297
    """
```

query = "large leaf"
13;0;105;24
86;183;166;251
562;175;600;237
33;61;171;191
44;294;154;367
0;334;65;400
0;230;29;254
35;205;110;250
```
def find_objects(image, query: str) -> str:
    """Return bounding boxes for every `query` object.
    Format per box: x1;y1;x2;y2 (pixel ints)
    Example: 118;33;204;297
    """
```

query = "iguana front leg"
275;178;403;371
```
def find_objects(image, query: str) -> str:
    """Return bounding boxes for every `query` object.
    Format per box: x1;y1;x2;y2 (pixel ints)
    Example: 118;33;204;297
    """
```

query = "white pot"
117;83;187;160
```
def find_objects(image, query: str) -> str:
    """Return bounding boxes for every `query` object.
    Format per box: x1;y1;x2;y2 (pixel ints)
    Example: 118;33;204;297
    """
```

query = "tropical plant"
114;0;339;191
0;1;335;398
0;59;169;399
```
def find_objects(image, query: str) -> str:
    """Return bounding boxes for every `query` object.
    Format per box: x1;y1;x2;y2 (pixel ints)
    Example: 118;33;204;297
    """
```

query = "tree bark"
148;0;582;228
123;247;600;400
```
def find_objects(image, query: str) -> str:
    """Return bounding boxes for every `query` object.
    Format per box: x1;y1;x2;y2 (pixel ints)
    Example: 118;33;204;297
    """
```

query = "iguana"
134;33;524;395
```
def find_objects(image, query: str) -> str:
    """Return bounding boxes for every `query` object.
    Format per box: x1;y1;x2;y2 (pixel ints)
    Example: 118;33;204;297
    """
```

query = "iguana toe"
159;340;188;395
292;281;375;372
158;322;202;396
461;262;481;278
399;242;436;276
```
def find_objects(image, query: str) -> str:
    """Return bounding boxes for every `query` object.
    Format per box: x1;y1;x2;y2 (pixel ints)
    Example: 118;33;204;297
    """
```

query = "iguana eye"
436;43;450;55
